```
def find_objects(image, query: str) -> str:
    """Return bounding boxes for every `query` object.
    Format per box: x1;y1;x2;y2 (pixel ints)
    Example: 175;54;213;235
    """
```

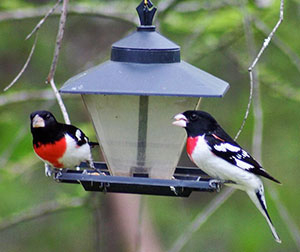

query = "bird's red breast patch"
34;137;67;168
187;136;198;157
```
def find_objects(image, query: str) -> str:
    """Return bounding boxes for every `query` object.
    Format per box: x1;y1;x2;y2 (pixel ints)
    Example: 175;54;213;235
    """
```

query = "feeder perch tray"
55;162;222;197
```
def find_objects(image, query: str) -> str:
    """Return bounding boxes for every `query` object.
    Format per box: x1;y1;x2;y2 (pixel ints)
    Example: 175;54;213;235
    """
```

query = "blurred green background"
0;0;299;251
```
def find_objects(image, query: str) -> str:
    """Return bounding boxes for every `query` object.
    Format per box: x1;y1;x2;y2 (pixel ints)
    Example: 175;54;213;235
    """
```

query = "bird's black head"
173;110;219;137
30;110;58;132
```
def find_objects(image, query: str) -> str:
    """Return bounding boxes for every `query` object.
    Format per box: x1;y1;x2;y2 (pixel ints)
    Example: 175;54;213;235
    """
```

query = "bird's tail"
89;141;99;148
246;188;281;243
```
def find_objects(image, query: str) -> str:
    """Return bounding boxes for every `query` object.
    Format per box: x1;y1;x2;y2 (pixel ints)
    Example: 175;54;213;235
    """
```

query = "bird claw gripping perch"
45;163;53;177
209;179;236;192
86;159;106;176
208;179;223;192
170;186;178;195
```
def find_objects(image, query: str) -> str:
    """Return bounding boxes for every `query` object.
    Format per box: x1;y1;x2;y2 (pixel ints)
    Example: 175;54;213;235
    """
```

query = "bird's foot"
209;179;223;192
45;163;53;177
85;159;106;175
93;167;106;176
55;168;68;178
209;179;236;192
170;186;178;195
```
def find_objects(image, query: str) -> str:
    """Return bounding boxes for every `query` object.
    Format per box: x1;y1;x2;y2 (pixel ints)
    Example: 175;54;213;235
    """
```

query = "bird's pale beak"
32;115;45;128
172;113;188;128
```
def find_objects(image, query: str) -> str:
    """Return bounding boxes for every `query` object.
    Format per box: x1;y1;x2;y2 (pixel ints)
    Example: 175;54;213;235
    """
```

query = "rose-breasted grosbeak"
30;110;99;177
173;110;281;243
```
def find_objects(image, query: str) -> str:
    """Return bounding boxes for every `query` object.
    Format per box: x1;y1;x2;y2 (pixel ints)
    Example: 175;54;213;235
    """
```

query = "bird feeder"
58;0;229;197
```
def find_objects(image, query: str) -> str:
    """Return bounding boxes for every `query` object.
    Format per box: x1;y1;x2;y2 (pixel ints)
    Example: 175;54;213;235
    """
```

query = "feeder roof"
60;0;229;97
60;60;229;97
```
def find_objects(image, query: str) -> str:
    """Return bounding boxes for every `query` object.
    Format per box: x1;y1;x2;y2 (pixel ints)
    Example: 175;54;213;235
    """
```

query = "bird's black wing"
62;124;99;147
205;127;280;184
62;124;90;146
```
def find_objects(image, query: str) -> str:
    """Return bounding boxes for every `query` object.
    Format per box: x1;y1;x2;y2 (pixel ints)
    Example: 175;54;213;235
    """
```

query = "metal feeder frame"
57;0;230;197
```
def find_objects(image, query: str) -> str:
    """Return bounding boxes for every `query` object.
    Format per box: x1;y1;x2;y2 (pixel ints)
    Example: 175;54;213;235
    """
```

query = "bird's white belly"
191;136;261;190
59;134;91;168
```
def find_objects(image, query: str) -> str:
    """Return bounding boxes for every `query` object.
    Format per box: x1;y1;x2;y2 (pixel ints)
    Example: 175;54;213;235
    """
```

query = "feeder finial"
136;0;157;26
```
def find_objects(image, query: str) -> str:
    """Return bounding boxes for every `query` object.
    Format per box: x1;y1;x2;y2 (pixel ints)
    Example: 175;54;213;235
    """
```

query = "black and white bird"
173;110;281;243
30;110;99;176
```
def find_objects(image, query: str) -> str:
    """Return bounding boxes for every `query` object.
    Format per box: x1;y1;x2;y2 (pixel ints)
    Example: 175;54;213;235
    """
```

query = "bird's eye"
190;114;198;121
45;114;50;119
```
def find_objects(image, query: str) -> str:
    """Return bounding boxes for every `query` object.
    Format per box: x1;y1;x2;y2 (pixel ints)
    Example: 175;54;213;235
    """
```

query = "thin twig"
235;0;256;142
49;79;70;124
168;188;235;252
239;0;263;160
0;197;86;232
240;1;299;247
248;0;284;72
47;0;69;83
45;0;70;124
254;18;300;74
3;33;39;92
26;0;62;40
234;72;254;141
234;0;284;141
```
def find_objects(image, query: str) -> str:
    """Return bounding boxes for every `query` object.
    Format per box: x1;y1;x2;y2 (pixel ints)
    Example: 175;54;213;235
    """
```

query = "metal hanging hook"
144;0;148;6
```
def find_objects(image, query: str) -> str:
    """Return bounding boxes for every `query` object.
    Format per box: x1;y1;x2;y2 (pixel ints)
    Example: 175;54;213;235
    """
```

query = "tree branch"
47;0;68;83
3;33;39;92
26;0;62;40
234;0;284;142
49;79;70;124
0;4;136;26
3;0;64;92
239;1;300;248
248;0;284;72
254;18;300;74
0;197;86;232
0;89;55;107
168;188;235;252
45;0;70;124
239;0;262;159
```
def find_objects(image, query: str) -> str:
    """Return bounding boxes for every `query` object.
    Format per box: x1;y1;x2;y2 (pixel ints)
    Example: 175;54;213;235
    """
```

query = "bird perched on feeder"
30;110;100;177
173;110;281;243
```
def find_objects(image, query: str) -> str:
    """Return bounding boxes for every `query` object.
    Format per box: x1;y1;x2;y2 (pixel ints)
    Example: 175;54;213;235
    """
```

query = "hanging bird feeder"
58;0;229;197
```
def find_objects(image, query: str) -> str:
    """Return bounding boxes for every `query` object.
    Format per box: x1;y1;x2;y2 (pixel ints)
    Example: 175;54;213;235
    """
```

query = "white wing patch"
212;141;253;170
242;150;250;158
75;129;82;141
214;143;241;152
233;157;254;169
